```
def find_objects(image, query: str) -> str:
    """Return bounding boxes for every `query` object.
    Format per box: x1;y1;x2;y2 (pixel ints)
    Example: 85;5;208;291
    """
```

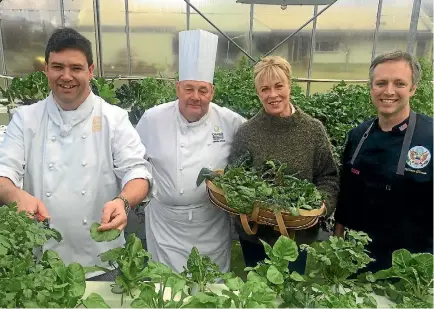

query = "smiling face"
255;71;291;117
370;59;416;119
176;80;214;122
45;48;94;110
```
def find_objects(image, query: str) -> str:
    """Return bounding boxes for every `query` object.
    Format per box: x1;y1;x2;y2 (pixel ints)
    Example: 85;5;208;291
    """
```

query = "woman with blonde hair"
228;56;339;272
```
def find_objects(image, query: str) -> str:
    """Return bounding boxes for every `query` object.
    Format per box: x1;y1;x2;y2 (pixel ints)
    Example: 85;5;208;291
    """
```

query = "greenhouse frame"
0;0;432;93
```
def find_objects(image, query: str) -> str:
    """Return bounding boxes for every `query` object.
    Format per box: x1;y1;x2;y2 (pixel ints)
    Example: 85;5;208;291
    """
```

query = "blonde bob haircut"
253;56;293;89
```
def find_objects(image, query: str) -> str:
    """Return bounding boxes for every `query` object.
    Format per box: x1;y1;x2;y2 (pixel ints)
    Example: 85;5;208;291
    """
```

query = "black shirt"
335;112;433;253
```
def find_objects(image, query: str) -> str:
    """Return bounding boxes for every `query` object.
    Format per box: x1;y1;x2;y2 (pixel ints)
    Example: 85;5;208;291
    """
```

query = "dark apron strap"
350;121;375;165
396;111;417;175
350;111;417;175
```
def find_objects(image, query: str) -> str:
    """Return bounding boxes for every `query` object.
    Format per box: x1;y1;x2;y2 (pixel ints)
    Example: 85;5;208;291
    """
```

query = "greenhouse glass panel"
0;1;61;76
128;0;187;77
374;0;412;58
189;0;251;69
64;0;98;74
91;0;128;76
310;0;377;94
253;4;313;79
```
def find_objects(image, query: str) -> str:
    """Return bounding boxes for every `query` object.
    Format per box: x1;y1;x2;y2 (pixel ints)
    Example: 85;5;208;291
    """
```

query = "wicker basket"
205;175;326;238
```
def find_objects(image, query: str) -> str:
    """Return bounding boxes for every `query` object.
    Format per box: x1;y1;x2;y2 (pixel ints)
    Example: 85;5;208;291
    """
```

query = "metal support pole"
371;0;383;61
59;0;65;27
306;5;318;97
407;0;422;54
260;0;336;61
186;2;190;30
249;4;254;56
93;0;104;76
124;0;132;76
0;18;8;88
184;0;256;62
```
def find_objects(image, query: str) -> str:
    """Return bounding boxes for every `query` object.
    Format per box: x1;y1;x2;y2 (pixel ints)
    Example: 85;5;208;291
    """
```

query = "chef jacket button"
180;166;184;170
46;192;51;197
180;190;184;195
81;190;86;195
51;136;56;141
82;134;87;139
180;143;185;148
82;161;87;166
48;163;54;169
82;219;87;225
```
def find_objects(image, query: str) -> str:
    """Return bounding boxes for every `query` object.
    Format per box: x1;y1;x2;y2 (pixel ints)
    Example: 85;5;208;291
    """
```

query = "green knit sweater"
228;106;339;245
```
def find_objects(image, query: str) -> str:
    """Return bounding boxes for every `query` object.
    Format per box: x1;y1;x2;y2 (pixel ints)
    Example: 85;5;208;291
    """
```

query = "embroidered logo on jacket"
351;168;360;175
406;146;431;169
212;125;225;143
92;116;102;132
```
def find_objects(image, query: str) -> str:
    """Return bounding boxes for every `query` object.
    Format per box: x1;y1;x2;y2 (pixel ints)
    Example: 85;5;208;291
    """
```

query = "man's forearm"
119;178;149;208
0;177;21;204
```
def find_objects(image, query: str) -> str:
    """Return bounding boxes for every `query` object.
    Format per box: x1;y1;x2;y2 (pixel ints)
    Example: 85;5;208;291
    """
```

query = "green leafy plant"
91;77;120;105
115;77;176;124
90;222;121;242
181;247;224;294
0;72;50;110
209;159;324;215
0;203;108;308
301;230;374;285
411;57;433;117
93;233;151;305
372;249;434;308
131;263;188;308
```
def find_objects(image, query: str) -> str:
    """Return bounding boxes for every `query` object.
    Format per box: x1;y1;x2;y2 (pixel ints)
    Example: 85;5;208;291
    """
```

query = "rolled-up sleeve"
0;111;25;187
112;112;153;189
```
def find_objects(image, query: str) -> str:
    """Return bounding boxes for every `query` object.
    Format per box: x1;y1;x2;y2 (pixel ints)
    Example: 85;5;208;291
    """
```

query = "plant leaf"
90;222;121;242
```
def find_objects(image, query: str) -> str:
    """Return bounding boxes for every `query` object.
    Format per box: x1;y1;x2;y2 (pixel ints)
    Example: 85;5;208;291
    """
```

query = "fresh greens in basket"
198;156;325;215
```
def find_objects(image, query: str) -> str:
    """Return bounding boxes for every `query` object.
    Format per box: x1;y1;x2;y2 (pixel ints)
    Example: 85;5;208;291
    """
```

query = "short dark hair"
369;51;421;88
45;27;93;66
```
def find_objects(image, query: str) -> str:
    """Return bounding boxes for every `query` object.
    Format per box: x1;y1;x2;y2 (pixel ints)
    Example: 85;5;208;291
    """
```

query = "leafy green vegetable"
0;71;50;110
115;77;176;124
81;293;111;308
209;159;324;214
0;203;109;308
372;249;434;308
95;233;152;305
181;247;224;294
302;230;374;285
90;222;121;242
91;77;120;105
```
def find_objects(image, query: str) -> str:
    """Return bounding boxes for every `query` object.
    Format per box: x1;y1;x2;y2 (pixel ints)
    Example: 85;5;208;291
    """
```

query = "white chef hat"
178;29;219;84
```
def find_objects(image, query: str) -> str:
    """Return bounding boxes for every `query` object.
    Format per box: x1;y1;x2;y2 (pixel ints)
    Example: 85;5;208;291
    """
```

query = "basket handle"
275;210;289;237
240;214;258;235
275;210;295;240
240;206;261;235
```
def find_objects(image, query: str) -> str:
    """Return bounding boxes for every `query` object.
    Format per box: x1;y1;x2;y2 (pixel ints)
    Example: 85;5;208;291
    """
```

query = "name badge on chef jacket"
212;125;225;143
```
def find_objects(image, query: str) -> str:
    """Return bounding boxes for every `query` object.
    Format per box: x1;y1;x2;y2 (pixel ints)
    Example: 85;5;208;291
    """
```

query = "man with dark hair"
334;51;433;273
0;27;153;280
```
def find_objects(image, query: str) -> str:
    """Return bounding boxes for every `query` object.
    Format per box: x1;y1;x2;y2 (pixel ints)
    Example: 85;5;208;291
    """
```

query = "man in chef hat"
135;29;245;273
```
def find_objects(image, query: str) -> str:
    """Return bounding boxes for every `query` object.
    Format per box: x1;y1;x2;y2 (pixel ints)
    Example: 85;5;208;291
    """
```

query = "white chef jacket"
135;100;245;273
0;92;152;277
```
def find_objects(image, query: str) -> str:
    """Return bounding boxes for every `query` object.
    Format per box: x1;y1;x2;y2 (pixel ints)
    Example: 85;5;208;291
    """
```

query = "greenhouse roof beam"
184;0;257;62
257;0;337;63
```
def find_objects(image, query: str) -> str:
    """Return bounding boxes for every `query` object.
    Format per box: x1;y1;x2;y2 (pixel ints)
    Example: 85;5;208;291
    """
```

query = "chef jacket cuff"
122;167;154;195
0;165;22;188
